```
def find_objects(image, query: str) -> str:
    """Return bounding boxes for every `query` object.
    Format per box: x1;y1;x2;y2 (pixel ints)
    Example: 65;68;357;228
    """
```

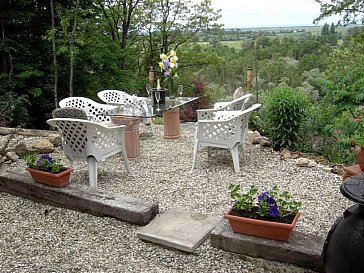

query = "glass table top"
106;96;199;118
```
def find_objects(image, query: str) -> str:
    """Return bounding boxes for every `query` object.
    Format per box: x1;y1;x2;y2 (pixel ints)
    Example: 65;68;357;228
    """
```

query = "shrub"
263;86;309;150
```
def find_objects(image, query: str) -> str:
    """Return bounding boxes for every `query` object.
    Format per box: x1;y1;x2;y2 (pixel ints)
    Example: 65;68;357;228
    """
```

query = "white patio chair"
97;90;134;105
98;90;153;133
59;97;118;124
47;118;131;188
213;93;253;111
192;103;261;173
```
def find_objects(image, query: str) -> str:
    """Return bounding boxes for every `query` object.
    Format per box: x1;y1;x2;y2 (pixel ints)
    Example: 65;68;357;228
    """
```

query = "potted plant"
333;107;364;171
224;184;302;241
24;153;72;187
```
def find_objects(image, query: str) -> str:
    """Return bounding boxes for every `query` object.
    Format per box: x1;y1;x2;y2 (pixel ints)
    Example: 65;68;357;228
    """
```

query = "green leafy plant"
229;184;301;219
263;86;309;150
331;106;364;151
24;153;64;174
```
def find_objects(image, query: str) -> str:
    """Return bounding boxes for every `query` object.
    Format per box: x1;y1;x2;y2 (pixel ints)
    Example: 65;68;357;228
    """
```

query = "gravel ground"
0;124;353;273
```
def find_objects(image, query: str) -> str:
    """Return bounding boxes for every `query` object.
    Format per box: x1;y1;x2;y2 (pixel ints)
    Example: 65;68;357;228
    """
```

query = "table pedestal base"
111;116;140;159
163;107;181;139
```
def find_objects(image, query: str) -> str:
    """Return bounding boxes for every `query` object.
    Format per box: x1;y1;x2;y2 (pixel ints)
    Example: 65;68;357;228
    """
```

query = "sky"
207;0;342;28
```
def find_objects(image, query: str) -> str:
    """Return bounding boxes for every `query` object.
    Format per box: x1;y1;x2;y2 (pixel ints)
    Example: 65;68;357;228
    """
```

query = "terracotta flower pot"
26;167;72;187
355;147;364;172
224;209;300;241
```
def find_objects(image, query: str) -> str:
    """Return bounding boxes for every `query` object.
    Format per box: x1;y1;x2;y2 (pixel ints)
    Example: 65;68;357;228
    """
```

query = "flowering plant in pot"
224;184;302;241
24;153;72;187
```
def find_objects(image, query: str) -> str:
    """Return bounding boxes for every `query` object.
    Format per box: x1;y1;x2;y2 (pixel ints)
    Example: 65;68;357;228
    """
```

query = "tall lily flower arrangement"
158;50;178;96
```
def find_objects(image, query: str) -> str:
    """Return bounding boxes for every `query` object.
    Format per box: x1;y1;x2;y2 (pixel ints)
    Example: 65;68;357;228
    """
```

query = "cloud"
207;0;342;28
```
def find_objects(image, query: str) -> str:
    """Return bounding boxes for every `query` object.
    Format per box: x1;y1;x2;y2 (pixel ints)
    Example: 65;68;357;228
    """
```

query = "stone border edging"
210;219;324;272
0;170;158;225
0;127;57;137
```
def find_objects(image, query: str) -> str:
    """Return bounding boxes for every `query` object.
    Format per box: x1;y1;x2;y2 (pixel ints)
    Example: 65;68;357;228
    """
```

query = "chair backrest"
52;107;88;119
215;93;253;111
59;97;117;123
47;118;124;162
97;90;133;104
232;87;244;100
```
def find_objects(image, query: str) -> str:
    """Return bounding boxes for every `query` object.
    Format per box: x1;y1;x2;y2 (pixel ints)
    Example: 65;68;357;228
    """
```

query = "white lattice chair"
98;90;153;133
213;93;253;111
59;97;118;124
97;90;134;105
47;118;131;188
192;103;261;173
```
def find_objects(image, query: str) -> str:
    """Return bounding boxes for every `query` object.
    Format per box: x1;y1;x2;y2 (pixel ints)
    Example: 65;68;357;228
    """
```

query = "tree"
314;0;364;25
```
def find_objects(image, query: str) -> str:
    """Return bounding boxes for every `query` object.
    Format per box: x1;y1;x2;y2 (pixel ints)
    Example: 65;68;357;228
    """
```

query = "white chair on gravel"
98;90;153;133
97;90;134;105
47;118;131;188
192;103;261;173
59;97;118;124
213;93;253;111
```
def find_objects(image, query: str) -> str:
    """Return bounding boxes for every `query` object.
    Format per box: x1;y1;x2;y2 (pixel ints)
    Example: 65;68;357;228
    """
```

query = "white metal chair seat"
59;97;118;124
47;118;131;188
192;104;261;173
213;93;253;111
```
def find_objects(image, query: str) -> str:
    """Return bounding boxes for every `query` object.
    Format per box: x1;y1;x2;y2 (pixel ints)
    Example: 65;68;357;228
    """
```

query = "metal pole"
254;39;259;103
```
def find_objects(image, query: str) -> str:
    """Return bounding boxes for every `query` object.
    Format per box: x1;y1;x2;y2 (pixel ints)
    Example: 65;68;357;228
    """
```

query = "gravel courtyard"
0;124;353;272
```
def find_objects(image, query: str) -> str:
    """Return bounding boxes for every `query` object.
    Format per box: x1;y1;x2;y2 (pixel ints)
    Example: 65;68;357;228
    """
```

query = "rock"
295;158;317;168
14;142;31;157
48;133;62;147
322;167;333;172
280;148;291;159
31;139;55;153
291;152;300;159
0;155;6;164
6;151;18;161
248;130;261;144
260;137;272;147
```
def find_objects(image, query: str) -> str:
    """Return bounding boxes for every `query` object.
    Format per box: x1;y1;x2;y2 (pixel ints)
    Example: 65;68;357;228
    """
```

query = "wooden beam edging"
0;170;158;225
0;127;58;137
210;219;324;272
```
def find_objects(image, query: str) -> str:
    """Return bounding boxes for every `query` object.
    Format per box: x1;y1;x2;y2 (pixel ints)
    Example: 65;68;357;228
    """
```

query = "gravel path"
0;124;353;272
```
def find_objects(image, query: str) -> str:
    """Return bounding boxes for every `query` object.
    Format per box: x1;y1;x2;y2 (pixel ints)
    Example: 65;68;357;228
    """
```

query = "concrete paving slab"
210;219;324;272
137;209;221;252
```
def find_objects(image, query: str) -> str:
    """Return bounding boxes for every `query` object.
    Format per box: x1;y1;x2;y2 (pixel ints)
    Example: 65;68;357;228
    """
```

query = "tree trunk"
50;0;58;108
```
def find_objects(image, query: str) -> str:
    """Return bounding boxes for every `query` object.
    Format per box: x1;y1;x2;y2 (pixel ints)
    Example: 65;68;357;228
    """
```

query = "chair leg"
121;146;131;174
67;158;74;183
192;140;199;170
207;147;212;157
231;146;240;173
86;156;98;188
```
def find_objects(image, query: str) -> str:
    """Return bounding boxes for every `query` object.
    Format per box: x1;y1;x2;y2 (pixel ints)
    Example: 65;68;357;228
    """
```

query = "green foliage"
263;86;309;150
228;184;258;211
229;184;301;218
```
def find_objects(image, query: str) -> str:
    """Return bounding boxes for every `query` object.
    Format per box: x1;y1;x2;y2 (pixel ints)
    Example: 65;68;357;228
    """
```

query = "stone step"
210;219;324;272
0;170;158;225
137;209;220;252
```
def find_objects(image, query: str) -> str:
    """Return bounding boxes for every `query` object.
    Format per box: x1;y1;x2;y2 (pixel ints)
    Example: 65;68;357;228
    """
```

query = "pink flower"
335;129;341;134
354;146;362;154
353;118;361;122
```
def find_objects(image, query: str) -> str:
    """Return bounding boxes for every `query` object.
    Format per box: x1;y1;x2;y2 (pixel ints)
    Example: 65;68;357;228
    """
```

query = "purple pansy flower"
269;204;279;217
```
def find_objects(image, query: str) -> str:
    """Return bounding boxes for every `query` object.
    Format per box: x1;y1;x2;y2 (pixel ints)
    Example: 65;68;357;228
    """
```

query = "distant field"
195;25;357;49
